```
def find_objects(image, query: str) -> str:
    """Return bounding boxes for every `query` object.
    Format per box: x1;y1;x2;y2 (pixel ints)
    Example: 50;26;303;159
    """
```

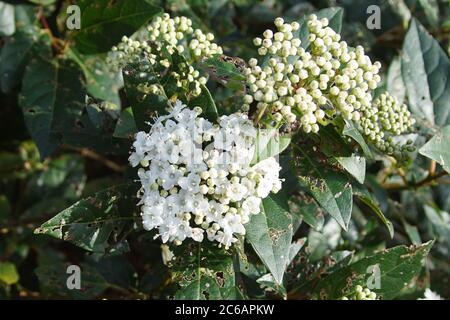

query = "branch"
63;145;125;173
383;170;448;191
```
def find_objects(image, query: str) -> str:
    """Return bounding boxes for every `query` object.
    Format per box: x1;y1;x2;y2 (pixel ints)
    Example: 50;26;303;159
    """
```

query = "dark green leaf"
402;19;450;126
200;56;246;90
19;54;86;158
417;0;439;29
310;241;433;300
123;62;169;131
293;143;353;231
34;184;138;253
387;56;406;105
403;220;422;245
73;0;162;54
342;120;373;158
419;126;450;173
336;155;366;184
0;26;50;93
353;184;394;238
246;193;293;285
172;242;237;300
252;128;291;164
68;48;122;105
113;107;138;138
423;205;450;246
187;84;218;121
35;251;109;299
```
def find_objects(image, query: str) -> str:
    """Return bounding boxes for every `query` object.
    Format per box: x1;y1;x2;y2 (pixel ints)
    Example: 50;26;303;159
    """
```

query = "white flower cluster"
361;92;415;156
243;15;382;134
107;14;222;96
129;101;282;249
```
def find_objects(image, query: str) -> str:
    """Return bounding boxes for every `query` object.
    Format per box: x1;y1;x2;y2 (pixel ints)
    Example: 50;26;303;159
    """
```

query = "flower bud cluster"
244;14;382;133
146;14;223;59
341;285;377;300
360;92;415;156
107;14;222;97
129;100;282;249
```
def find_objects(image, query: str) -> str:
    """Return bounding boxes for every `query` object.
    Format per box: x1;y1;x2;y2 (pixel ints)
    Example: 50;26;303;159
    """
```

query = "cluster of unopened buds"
107;14;222;97
244;14;382;133
244;14;416;157
129;100;282;249
341;285;378;300
360;92;415;157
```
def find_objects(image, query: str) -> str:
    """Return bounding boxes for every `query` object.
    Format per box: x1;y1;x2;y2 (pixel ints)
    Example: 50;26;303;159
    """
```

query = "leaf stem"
383;170;448;191
63;145;125;173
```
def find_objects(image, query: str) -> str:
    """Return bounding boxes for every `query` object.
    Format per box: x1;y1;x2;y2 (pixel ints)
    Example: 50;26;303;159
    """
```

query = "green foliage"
307;241;433;300
402;19;450;126
35;184;138;253
1;0;449;301
246;193;293;285
171;242;238;300
419;126;450;173
73;0;162;54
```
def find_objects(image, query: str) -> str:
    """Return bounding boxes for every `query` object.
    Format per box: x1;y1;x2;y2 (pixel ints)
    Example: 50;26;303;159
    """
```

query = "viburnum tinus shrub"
1;0;449;300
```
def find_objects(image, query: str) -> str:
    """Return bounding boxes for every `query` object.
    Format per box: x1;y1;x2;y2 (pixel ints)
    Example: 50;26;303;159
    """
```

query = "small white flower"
129;100;282;248
419;289;443;300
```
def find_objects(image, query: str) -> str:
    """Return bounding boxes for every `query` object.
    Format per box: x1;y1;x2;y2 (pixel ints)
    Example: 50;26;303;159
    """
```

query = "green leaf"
0;262;19;285
256;273;287;298
187;84;218;121
423;205;450;246
342;120;373;158
417;0;439;29
245;193;293;285
419;126;450;173
336;155;366;184
0;26;50;93
353;184;394;238
401;19;450;126
293;143;353;231
310;241;434;300
113;107;138;138
67;48;122;105
34;184;138;253
252;128;291;164
288;238;307;264
172;242;237;300
19;53;87;158
388;0;411;29
73;0;162;54
387;56;406;105
319;125;366;183
123;62;169;131
34;250;110;299
290;194;324;231
403;220;422;245
200;55;246;90
0;1;15;36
